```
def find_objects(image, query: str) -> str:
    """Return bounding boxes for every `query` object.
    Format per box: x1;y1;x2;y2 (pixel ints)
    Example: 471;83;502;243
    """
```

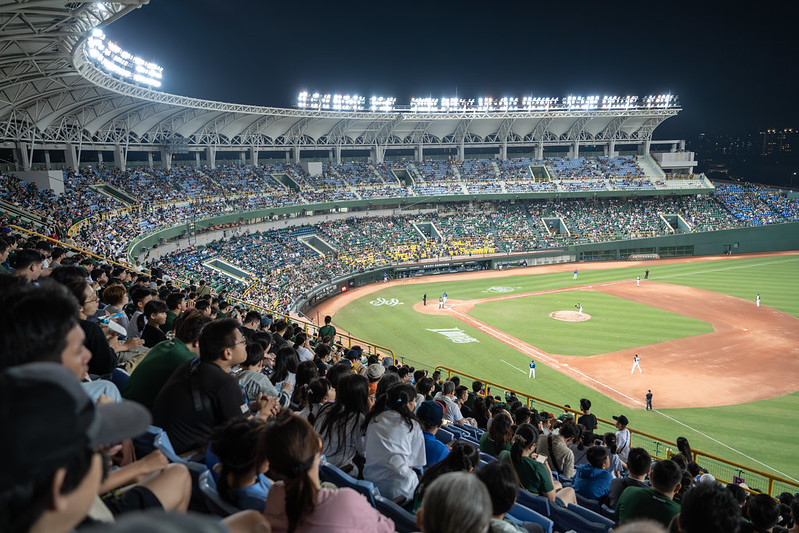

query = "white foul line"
500;359;526;374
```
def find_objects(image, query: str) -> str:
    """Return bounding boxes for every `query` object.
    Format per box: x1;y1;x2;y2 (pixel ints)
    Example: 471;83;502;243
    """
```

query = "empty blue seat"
153;431;206;473
567;503;615;532
516;489;551;517
479;452;497;463
319;462;378;508
435;428;454;444
374;494;416;533
550;504;608;533
575;493;602;513
199;470;241;517
506;502;554;533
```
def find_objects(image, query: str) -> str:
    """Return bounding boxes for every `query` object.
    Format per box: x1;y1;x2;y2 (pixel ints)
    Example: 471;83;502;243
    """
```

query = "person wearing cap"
0;362;151;533
417;400;450;466
366;363;385;396
614;414;632;463
344;349;362;371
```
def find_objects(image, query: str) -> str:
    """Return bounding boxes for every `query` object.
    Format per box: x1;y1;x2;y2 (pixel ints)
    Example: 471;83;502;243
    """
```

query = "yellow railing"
435;365;799;497
13;227;394;362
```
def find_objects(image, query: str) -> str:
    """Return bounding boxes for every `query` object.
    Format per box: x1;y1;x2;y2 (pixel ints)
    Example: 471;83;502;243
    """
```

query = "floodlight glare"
84;30;163;88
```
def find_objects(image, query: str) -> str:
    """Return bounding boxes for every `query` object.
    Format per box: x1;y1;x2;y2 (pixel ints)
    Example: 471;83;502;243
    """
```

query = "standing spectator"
614;414;632;462
578;398;598;431
318;314;336;340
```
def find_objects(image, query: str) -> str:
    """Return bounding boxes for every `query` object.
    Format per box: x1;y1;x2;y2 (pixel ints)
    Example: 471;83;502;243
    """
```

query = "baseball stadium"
2;2;799;532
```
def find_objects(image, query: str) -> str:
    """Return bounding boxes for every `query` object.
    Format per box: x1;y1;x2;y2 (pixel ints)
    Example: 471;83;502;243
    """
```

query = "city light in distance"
86;29;163;88
297;91;678;112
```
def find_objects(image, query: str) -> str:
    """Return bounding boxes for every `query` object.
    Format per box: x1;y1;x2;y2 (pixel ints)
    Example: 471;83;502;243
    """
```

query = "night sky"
108;0;798;140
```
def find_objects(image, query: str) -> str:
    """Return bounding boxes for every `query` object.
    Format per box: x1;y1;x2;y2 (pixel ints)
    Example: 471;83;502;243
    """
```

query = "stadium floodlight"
369;96;396;112
85;30;163;88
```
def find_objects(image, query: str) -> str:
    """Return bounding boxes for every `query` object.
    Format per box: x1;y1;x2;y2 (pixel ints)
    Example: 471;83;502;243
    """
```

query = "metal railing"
10;227;395;363
435;365;799;497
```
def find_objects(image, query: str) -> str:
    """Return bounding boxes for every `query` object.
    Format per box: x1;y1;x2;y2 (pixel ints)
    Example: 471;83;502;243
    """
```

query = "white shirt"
363;410;425;501
296;345;314;363
314;409;367;477
616;427;631;462
433;392;463;423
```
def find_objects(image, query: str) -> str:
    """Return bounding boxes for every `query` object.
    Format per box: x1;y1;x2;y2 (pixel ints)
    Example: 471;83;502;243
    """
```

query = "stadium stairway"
636;154;667;181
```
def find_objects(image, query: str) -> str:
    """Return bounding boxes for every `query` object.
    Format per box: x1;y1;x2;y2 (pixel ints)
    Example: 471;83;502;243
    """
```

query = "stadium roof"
0;1;680;154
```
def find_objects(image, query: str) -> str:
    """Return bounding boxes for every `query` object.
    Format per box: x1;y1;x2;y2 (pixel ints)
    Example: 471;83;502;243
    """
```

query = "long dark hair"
302;378;332;425
509;423;538;465
137;298;167;331
259;411;319;533
210;418;264;506
291;360;319;406
314;373;370;457
472;396;490;429
271;346;300;385
415;441;479;504
488;410;514;454
366;382;417;431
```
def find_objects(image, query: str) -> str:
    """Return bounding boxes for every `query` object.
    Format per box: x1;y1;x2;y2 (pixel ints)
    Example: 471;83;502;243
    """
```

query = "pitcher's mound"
550;310;591;322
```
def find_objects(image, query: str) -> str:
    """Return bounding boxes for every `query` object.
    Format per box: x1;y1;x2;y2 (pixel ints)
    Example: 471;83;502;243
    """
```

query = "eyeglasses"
232;338;247;347
85;296;99;303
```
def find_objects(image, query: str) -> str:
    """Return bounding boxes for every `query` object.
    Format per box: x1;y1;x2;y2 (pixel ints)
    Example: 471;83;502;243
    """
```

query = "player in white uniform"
631;354;642;374
528;360;536;379
756;293;760;307
573;268;578;280
576;303;583;317
636;275;640;287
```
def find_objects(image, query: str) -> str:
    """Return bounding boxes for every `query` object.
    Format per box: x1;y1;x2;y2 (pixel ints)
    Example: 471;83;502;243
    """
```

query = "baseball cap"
366;363;386;381
416;400;445;427
345;349;361;361
0;362;151;490
613;414;629;426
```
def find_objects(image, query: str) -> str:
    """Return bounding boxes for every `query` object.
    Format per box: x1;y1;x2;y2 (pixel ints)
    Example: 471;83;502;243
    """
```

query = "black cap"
613;414;629;426
0;362;151;490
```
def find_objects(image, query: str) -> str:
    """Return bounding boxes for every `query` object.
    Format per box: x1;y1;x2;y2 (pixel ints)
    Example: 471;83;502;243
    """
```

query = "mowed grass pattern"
333;254;799;481
469;291;713;356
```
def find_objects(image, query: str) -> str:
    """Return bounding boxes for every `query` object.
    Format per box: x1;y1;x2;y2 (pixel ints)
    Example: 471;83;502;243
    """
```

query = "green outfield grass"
333;254;799;483
468;291;713;356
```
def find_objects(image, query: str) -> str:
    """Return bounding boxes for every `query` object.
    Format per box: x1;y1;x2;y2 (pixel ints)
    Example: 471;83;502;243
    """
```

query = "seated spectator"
313;373;370;477
608;447;652;509
152;318;277;455
161;291;186;334
139;299;168;348
270;345;300;396
476;460;545;533
126;286;155;339
614;414;632;463
0;362;150;533
122;310;212;410
536;419;578;480
241;310;262;339
413;442;479;511
363;383;425;502
368;363;387;397
297;377;334;424
433;380;467;424
617;459;682;528
236;341;283;405
294;333;314;362
499;423;577;505
741;494;782;533
262;410;394;533
604;432;626;476
480;409;514;457
11;248;44;282
573;445;614;502
677;483;741;533
209;418;271;512
472;396;490;429
417;400;450;466
101;283;131;336
417;471;492;533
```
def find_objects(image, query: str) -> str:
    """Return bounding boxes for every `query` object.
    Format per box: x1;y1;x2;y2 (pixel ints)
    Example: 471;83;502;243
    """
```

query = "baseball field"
313;252;799;487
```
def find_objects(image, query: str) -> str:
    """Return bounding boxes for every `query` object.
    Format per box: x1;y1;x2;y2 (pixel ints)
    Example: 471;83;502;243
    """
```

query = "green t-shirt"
479;431;511;457
498;450;554;496
318;324;336;339
122;338;196;411
616;486;681;528
160;310;180;334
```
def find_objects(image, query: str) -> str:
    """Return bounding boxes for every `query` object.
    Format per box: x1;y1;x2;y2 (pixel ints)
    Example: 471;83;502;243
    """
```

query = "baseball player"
575;303;583;317
756;293;760;308
636;275;640;287
573;268;578;280
631;354;642;374
645;389;653;411
528;360;536;379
